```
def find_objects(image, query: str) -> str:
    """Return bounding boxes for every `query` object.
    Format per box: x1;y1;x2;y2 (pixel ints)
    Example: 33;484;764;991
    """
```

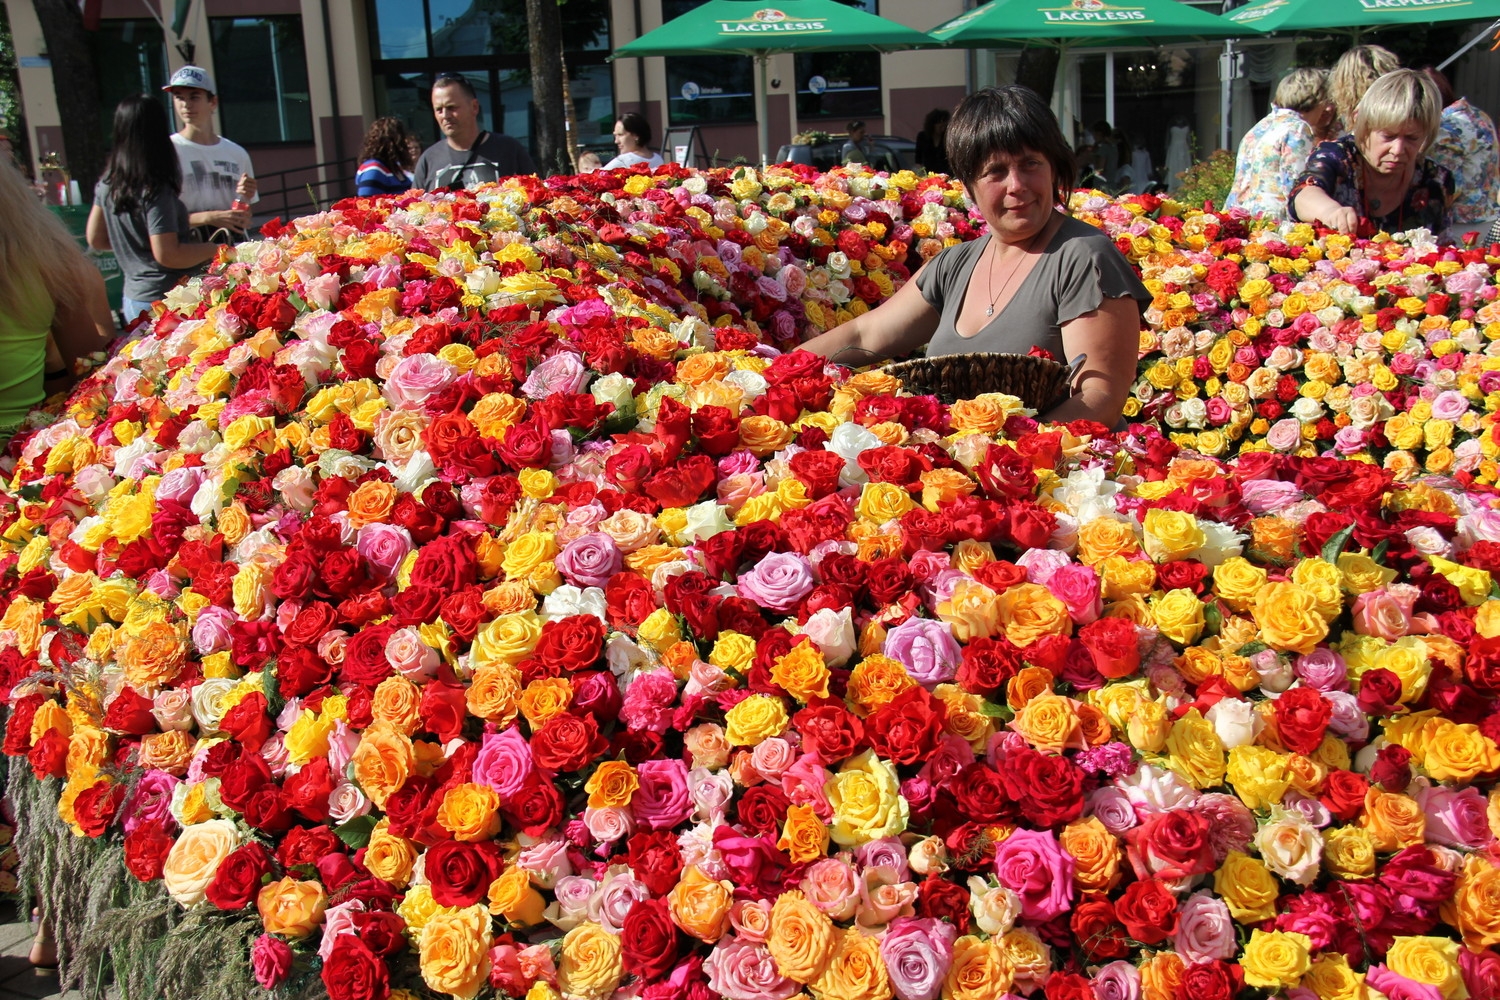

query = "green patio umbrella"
929;0;1244;48
1225;0;1500;35
613;0;939;163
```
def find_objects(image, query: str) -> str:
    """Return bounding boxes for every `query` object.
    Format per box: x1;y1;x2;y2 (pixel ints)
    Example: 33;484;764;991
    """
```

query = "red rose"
606;572;657;629
1321;769;1370;822
438;587;488;643
976;443;1038;499
102;686;158;736
857;445;933;490
1125;809;1215;881
956;635;1023;695
951;762;1015;824
737;786;792;838
243;786;293;835
644;453;716;508
998;501;1055;550
205;842;276;910
322;935;391;1000
277;646;335;700
123;820;175;882
627;831;685;897
1300;512;1354;557
915;876;971;933
1176;961;1244;1000
285;601;338;646
865;557;915;606
1078;616;1141;679
27;729;69;780
692;405;741;456
606;443;656;494
622;897;683;983
418;681;468;742
1273;685;1331;755
221;691;273;751
351;910;407;956
408;533;478;594
1371;744;1414;792
570;670;623;723
1357;668;1404;717
340;623;397;688
1071;897;1130;960
1046;971;1098;1000
283;756;337;822
501;774;564;836
1002;748;1083;827
531;712;608;772
218;751;272;813
1156;559;1210;595
278;825;343;868
865;685;947;765
534;615;605;672
425;840;505;908
789;449;846;499
72;779;124;837
1114;878;1180;944
793;700;865;764
3;693;44;756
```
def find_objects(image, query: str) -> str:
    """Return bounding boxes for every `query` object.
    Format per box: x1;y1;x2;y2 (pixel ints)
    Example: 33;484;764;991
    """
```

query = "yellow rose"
161;818;239;906
778;802;831;863
995;583;1073;647
1253;582;1330;654
768;890;835;983
1150;588;1205;646
811;928;892;1000
420;904;493;1000
771;640;830;703
1387;936;1468;1000
724;694;790;746
1226;745;1290;811
1428;554;1492;606
1338;551;1398;595
1098;555;1158;600
710;631;757;673
1165;708;1227;788
1060;816;1122;892
1372;636;1433;702
1011;694;1084;753
435;782;502;842
635;607;683;653
1322;826;1376;879
502;532;559;580
471;612;543;667
1291;558;1345;621
1302;954;1367;1000
855;481;914;524
256;876;327;939
1215;850;1280;923
668;864;734;942
1127;699;1172;753
365;821;418;887
827;749;908;846
488;865;545;926
1241;929;1312;989
946;934;1015;1000
937;579;1001;643
1212;556;1268;612
1424;720;1500;783
1143;508;1205;562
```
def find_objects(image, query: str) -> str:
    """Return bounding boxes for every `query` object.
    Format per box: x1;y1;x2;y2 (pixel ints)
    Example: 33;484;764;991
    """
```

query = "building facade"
4;0;1497;206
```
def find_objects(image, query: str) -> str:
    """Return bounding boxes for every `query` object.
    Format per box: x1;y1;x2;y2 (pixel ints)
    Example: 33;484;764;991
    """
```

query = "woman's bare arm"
149;232;220;270
1046;295;1142;425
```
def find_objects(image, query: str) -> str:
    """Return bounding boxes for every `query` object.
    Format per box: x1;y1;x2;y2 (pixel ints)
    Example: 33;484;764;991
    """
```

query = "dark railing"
251;157;360;225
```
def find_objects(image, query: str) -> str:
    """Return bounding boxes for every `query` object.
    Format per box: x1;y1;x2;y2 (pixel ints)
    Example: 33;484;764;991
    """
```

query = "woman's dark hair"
102;94;180;215
618;111;653;150
922;108;951;135
946;85;1076;207
360;116;416;171
1421;66;1456;108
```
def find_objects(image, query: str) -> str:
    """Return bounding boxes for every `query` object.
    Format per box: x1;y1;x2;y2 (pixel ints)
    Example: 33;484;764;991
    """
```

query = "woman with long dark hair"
355;116;416;195
85;94;218;324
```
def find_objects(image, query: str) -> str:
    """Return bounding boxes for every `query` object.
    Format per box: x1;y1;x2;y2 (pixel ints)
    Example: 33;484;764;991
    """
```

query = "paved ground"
0;903;77;1000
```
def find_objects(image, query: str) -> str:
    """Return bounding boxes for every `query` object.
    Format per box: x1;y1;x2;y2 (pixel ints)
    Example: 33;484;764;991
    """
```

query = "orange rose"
1361;786;1426;852
257;876;327;938
351;722;414;809
668;864;734;942
435;783;502;842
346;480;397;527
1060;816;1123;892
768;890;836;983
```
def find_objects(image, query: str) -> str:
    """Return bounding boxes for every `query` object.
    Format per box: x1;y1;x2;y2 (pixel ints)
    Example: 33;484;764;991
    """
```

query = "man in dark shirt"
412;73;536;189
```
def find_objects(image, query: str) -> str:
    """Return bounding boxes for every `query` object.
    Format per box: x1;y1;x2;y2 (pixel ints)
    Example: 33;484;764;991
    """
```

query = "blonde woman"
1292;69;1454;235
0;157;116;450
1329;45;1400;135
1224;68;1334;218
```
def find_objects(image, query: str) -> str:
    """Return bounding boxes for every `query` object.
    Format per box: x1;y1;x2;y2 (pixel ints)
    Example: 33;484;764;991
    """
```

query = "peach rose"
162;818;239;906
257;877;327;938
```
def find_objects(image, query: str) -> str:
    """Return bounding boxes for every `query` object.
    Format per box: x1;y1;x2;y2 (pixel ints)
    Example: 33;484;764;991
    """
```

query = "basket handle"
1064;352;1088;386
830;346;887;366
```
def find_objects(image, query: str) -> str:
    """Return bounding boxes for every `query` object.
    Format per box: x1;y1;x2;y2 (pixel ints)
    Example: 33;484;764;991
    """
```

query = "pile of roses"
0;163;1499;1000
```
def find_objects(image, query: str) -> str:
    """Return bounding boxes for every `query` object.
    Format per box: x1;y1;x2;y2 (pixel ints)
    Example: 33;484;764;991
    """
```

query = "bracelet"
44;367;69;379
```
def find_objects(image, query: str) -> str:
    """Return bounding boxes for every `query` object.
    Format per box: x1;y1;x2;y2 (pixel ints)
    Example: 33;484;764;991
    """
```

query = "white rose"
162;818;240;906
827;422;882;487
967;877;1021;936
683;500;733;541
542;585;608;623
799;607;857;668
1205;697;1263;748
723;367;768;404
189;678;240;732
1255;811;1323;886
1289;397;1324;422
590;372;636;414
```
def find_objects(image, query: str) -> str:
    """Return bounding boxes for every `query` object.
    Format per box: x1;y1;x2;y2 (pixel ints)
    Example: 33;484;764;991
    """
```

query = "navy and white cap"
163;65;215;94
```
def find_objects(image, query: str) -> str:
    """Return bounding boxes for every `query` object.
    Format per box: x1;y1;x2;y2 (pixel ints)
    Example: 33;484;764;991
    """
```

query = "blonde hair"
1273;68;1329;114
1330;45;1400;130
0;158;97;316
1354;69;1443;152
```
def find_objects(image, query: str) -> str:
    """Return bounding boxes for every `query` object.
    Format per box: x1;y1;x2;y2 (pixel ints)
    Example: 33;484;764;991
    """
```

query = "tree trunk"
31;0;105;197
1015;47;1060;104
526;0;566;176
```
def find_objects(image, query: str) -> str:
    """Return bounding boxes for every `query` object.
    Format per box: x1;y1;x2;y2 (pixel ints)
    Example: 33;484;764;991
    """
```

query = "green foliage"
0;4;24;149
1174;148;1236;211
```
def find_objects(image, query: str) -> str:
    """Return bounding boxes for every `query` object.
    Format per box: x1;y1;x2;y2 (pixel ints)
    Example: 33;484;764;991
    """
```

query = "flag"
171;0;193;37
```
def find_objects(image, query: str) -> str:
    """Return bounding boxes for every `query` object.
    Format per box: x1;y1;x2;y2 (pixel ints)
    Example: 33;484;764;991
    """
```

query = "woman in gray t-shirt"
801;86;1149;427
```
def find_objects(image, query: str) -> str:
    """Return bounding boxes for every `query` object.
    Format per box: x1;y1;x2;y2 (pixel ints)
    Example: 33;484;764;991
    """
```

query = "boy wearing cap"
164;65;258;239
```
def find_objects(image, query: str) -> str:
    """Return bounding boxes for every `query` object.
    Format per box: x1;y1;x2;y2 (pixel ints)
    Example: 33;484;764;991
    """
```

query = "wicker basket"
880;352;1073;410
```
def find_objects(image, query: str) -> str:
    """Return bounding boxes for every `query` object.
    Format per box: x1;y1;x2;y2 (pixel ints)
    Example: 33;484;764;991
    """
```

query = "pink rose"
631;758;692;830
1174;891;1237;964
729;899;774;943
521;351;590;400
1415;783;1495;849
385;626;439;680
251;933;294;990
882;616;961;686
1351;586;1418;642
704;937;799;1000
1293;648;1349;692
356;522;414;580
620;668;679;734
383;353;457;409
1047;564;1102;624
317;899;367;961
855;837;910;881
856;867;918;929
880;917;957;1000
124;769;180;835
556;532;623;589
1092;961;1142;1000
1367;966;1444;1000
192;606;235;655
800;857;859;920
472;727;534;800
780;756;832;821
992;827;1075;923
735;551;816;612
749;738;795;780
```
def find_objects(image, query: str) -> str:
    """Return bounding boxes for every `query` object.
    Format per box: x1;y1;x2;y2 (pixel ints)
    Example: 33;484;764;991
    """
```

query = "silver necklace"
984;223;1049;317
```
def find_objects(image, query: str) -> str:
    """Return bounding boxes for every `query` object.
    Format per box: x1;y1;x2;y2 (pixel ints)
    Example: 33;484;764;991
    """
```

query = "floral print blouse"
1289;135;1454;235
1224;108;1315;218
1429;98;1500;226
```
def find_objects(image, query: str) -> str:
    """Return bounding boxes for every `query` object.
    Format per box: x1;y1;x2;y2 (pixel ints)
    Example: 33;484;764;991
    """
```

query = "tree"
30;0;104;195
1015;47;1059;103
526;0;567;175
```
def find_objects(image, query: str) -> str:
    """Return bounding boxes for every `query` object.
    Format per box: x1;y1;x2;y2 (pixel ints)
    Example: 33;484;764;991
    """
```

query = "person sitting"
576;151;604;173
841;120;873;166
604;113;664;170
916;108;951;176
1224;67;1333;218
1291;69;1454;236
801;85;1149;427
0;157;116;451
355;116;416;196
1422;66;1500;229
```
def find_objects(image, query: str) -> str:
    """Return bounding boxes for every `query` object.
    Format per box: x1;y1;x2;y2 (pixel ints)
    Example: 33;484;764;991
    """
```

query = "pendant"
985;304;995;316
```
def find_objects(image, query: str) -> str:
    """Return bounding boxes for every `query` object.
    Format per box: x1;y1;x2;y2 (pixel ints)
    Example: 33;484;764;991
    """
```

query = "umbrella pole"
757;54;771;167
1438;18;1500;71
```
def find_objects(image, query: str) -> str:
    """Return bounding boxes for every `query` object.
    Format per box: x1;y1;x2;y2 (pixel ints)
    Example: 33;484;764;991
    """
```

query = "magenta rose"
1047;563;1102;624
880;916;957;1000
735;551;816;612
556;532;624;589
631;758;692;830
472;727;534;800
356;522;415;581
251;933;294;990
992;827;1075;923
123;769;181;835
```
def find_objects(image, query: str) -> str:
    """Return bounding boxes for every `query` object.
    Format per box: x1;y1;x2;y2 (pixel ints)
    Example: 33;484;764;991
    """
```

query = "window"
794;0;881;121
208;16;313;144
91;20;170;147
662;0;754;125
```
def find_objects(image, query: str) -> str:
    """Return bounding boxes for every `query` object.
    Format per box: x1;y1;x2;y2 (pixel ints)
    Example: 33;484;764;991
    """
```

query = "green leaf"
1321;523;1356;564
334;814;377;850
978;701;1014;721
1237;641;1268;657
286;291;308;312
1372;539;1389;565
1202;601;1223;637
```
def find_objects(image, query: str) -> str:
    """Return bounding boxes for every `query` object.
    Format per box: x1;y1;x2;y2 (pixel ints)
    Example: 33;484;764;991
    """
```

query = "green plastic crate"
49;205;124;313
